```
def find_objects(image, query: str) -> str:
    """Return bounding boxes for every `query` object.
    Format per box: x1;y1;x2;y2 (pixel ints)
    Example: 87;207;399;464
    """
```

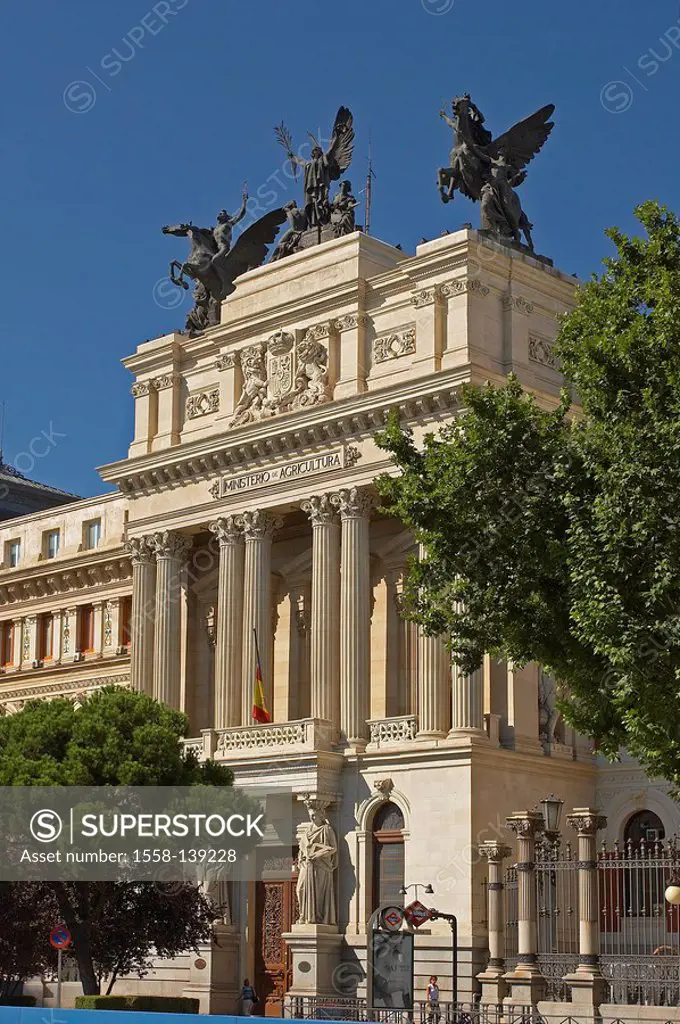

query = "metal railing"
535;837;579;1001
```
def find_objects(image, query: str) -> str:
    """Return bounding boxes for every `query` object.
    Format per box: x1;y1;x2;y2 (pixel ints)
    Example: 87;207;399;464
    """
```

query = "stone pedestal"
183;923;241;1015
282;923;343;997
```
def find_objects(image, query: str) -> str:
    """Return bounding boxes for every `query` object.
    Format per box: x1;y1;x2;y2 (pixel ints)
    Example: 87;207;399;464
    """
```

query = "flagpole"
253;627;262;675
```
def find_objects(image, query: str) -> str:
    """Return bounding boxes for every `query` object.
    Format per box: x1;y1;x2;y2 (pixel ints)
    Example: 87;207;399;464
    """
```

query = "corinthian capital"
238;510;284;541
478;840;512;863
566;808;607;836
209;516;243;546
150;531;193;560
301;494;339;527
126;536;155;565
505;811;544;837
332;487;376;520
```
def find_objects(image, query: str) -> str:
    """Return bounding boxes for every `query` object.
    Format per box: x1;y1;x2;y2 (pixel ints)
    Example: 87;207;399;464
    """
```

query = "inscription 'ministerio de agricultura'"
209;445;360;499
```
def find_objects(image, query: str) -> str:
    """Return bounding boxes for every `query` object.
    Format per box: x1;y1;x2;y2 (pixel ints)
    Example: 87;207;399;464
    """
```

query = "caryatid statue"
437;93;555;252
295;797;338;926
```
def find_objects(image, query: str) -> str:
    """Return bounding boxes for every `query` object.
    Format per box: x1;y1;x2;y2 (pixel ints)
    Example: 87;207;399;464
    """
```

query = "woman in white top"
427;975;441;1023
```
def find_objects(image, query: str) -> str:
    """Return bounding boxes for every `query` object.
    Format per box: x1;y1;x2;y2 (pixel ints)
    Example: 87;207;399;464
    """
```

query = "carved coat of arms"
267;331;296;402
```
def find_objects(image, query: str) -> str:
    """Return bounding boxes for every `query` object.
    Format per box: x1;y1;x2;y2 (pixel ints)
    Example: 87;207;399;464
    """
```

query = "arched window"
372;802;405;911
624;809;665;846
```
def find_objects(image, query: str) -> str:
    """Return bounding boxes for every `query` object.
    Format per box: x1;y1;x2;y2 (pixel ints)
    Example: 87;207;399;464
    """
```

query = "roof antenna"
364;131;376;237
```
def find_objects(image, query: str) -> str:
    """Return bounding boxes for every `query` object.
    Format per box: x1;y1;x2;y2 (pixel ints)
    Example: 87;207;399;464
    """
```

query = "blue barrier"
0;1010;276;1024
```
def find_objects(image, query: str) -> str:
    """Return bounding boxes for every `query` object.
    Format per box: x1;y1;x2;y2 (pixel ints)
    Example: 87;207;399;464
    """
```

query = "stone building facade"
1;229;677;1013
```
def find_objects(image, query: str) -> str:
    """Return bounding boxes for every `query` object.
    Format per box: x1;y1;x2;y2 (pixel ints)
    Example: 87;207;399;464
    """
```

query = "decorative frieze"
528;334;558;369
333;313;368;331
441;278;490;298
410;286;441;308
186;388;220;419
373;327;416;363
151;373;178;391
502;294;534;315
215;352;238;371
130;381;151;398
0;675;130;709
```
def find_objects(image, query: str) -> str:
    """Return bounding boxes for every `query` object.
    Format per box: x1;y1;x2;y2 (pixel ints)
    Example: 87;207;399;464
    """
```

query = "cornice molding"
0;554;131;606
0;673;130;708
100;371;465;498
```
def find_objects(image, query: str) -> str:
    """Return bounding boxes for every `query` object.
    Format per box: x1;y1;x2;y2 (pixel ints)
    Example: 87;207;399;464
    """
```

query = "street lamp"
539;794;564;838
400;882;434;902
665;882;680;906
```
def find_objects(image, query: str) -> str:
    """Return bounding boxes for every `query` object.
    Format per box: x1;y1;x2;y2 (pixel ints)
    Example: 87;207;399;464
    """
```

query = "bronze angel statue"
162;186;286;335
437;94;555;251
275;106;355;232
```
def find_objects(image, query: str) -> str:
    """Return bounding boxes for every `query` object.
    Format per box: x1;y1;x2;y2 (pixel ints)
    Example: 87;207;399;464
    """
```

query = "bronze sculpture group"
162;96;555;336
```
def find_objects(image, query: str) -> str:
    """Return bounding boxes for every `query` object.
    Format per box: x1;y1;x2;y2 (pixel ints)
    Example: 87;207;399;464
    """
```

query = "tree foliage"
377;202;680;787
0;687;232;993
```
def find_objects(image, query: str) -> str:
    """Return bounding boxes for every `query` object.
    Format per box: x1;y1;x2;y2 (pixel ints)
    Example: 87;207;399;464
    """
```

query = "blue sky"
1;0;678;497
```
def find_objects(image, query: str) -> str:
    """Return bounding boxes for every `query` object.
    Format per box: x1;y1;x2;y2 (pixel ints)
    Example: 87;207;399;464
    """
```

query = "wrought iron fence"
504;864;518;971
598;836;680;1005
535;836;579;1001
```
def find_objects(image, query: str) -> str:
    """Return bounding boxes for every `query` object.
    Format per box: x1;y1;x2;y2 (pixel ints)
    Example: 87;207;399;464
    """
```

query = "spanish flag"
252;629;271;724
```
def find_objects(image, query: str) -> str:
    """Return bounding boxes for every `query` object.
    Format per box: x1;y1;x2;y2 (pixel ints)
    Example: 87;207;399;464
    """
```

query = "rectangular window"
6;541;20;568
38;614;53;661
45;530;60;560
84;520;101;551
78;605;95;653
119;596;133;647
0;623;14;666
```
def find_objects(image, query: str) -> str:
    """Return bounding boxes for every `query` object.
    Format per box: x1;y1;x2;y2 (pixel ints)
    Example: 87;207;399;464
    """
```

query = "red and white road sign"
404;900;432;928
49;924;72;950
380;905;404;931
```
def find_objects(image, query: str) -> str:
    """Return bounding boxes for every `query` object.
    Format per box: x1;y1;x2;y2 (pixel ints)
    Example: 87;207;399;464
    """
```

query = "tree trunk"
50;883;100;996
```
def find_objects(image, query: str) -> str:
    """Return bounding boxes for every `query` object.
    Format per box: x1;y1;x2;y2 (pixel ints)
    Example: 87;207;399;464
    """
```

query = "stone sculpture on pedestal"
295;798;338;926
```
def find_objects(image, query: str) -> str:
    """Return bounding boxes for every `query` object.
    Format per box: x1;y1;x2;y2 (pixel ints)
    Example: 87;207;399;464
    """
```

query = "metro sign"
380;905;404;931
404;900;432;928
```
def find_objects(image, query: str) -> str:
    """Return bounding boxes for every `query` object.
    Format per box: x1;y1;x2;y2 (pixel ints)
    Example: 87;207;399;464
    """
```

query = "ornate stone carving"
332;487;375;520
229;331;331;428
506;811;544;836
502;294;534;315
478;841;512;863
62;611;71;655
22;619;33;660
333;313;367;331
131;381;151;398
566;810;607;835
186;388;219;419
126;537;154;566
103;601;113;648
151;373;177;391
344;445;361;467
410;287;440;308
150;531;193;560
369;716;417;745
209;516;243;546
441;278;490;298
528;334;557;368
373;778;394;799
301;494;338;527
215;352;238;371
304;322;332;342
373;328;416;363
238;510;283;541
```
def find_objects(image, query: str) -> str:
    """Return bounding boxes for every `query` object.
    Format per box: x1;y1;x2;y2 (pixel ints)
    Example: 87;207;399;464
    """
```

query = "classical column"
504;811;546;1006
449;663;485;735
334;487;374;747
151;531;192;708
416;545;448;737
239;511;282;726
209;516;245;730
477;841;512;1003
301;495;340;724
563;808;608;1009
127;537;156;695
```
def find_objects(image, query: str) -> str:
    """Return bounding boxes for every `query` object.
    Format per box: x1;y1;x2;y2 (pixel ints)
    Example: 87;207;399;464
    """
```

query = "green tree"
377;202;680;788
0;883;57;1000
0;687;233;994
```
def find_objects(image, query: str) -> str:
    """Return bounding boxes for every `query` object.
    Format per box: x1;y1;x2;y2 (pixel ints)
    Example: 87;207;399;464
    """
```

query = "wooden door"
255;879;296;1017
